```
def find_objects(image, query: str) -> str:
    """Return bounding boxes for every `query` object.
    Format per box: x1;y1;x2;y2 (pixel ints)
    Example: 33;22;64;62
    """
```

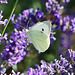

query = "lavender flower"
71;18;75;33
0;61;6;74
45;0;63;26
9;70;24;75
68;49;75;72
27;67;47;75
0;33;8;41
0;0;8;4
62;16;70;32
61;0;70;3
0;10;8;26
55;55;72;73
11;8;44;30
45;0;75;33
1;29;29;66
68;49;75;63
27;49;75;75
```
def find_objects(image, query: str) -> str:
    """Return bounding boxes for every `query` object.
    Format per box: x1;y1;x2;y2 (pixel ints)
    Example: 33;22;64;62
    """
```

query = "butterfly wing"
29;21;51;36
27;30;50;52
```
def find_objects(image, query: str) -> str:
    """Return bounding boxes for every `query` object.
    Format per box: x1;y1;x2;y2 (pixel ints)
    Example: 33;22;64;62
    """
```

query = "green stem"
1;0;19;37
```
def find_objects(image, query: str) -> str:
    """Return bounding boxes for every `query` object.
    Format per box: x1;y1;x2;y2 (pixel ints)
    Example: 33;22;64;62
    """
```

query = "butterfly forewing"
29;21;51;36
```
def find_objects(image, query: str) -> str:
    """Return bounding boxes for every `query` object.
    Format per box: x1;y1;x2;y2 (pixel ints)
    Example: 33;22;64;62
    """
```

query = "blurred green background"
0;0;75;74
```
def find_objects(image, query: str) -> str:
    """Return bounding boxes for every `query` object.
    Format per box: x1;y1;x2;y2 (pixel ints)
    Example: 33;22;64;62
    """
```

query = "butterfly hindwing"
27;30;50;52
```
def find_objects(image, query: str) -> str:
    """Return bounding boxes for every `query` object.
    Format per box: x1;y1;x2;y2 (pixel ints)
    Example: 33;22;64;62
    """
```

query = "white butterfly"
27;21;51;52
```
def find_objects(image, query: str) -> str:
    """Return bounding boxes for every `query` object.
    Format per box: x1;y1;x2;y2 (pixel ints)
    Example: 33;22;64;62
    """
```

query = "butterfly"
27;21;51;52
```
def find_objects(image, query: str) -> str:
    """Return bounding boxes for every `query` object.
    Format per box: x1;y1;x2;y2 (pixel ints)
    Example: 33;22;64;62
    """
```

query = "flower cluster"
0;0;8;4
71;18;75;33
11;8;44;30
1;29;29;66
0;60;6;74
0;33;8;41
45;0;75;33
0;10;8;43
1;49;75;75
0;10;8;26
46;0;63;26
27;49;75;75
68;49;75;64
9;70;24;75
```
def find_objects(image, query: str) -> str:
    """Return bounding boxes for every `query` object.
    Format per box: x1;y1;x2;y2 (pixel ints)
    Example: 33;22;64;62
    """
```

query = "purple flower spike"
3;19;8;26
10;70;24;75
62;16;70;31
3;33;8;40
1;29;29;66
11;8;44;29
68;49;75;63
22;9;30;17
35;8;44;19
71;18;75;33
0;0;8;4
50;32;56;41
27;50;75;74
54;54;72;73
11;14;16;22
27;67;47;75
0;61;6;74
0;10;8;26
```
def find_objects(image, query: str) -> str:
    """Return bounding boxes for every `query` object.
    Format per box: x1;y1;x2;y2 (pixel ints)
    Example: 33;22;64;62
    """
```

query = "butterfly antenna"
26;19;30;29
13;22;28;32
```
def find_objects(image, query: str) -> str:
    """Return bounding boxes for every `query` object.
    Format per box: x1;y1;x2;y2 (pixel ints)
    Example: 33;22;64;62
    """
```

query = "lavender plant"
0;0;75;75
27;49;75;75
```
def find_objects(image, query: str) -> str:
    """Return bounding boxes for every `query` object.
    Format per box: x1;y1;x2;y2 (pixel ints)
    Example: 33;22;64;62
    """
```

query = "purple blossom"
10;70;24;75
62;16;70;31
45;0;75;33
0;0;8;4
54;55;72;73
27;67;47;75
0;10;8;26
61;0;70;3
46;0;64;15
3;19;8;26
40;60;55;75
68;49;75;63
1;29;29;66
11;8;44;29
35;8;44;19
71;18;75;33
11;14;15;22
0;33;8;40
27;50;75;75
0;61;6;74
0;68;6;74
45;0;64;30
